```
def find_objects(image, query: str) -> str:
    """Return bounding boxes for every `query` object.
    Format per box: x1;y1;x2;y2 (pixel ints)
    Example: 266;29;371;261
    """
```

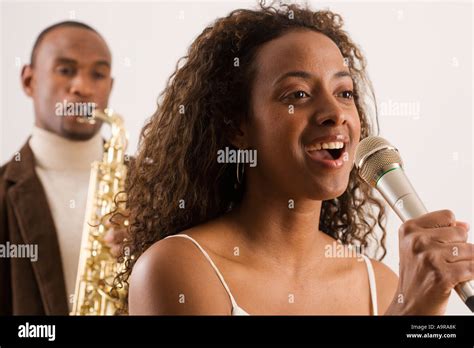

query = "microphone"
355;136;474;312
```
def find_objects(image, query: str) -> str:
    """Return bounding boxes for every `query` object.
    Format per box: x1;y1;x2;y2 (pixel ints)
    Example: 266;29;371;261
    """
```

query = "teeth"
307;141;344;151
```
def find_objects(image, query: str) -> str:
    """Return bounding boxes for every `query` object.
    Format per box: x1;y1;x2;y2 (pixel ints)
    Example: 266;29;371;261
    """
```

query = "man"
0;21;126;315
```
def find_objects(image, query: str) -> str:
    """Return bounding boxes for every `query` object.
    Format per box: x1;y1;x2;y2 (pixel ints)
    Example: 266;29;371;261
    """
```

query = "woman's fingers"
425;225;469;244
441;242;474;263
455;220;470;231
394;210;473;314
403;210;456;229
445;259;474;288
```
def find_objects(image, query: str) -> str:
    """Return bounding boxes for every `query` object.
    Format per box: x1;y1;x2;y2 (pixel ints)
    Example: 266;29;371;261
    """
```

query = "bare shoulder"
128;232;232;315
367;257;399;314
317;233;399;314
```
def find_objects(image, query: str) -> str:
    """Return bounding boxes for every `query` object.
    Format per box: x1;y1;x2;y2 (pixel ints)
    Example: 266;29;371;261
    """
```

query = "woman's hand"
385;210;473;315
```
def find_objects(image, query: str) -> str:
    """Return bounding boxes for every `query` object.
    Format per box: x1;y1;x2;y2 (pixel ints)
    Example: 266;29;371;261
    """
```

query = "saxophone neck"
92;109;129;163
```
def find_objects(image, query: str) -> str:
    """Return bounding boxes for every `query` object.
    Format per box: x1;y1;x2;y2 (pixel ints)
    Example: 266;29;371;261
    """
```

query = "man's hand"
103;211;130;258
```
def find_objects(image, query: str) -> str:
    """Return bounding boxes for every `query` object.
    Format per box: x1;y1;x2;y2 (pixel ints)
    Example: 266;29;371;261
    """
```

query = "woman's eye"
338;90;354;99
287;90;310;99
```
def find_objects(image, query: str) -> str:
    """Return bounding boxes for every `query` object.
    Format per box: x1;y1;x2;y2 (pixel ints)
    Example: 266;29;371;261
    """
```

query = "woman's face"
244;29;361;201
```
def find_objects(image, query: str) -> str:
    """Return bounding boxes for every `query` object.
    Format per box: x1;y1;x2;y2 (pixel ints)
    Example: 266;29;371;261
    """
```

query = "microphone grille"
355;136;403;186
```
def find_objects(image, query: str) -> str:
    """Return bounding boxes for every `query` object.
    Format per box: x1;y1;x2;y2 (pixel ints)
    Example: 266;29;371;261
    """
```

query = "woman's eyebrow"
273;70;312;86
273;69;352;86
332;70;352;80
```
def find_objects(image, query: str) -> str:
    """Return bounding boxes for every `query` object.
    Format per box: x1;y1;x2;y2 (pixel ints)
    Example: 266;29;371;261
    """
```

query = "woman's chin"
303;180;348;201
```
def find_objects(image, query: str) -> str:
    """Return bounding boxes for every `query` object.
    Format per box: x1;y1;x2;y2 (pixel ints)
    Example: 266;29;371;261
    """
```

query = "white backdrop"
1;0;472;314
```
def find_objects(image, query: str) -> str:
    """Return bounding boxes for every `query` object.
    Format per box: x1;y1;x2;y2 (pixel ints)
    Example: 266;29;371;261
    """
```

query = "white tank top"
164;234;378;315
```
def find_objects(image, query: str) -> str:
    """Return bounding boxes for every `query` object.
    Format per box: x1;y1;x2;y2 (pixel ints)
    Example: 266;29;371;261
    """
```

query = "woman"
122;2;472;315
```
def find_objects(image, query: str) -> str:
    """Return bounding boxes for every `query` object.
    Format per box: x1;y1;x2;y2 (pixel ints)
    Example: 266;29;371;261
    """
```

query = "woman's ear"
228;120;250;149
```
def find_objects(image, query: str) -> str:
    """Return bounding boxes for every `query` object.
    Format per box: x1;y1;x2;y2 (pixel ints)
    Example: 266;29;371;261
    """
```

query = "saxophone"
71;108;129;315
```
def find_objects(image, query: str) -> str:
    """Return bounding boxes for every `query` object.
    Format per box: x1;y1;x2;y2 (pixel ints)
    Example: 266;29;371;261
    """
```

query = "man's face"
22;26;113;140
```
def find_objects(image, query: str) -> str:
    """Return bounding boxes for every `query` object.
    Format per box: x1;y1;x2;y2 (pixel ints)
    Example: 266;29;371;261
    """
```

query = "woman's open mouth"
304;140;348;169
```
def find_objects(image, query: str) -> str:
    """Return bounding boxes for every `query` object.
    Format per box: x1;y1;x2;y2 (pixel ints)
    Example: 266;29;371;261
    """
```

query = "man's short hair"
30;21;101;66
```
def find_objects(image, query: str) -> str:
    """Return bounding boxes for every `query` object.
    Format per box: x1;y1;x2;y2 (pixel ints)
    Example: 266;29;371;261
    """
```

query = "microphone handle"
376;167;474;312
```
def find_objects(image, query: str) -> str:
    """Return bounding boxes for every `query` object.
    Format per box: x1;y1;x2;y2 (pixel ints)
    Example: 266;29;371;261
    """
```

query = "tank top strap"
360;254;378;315
164;234;239;309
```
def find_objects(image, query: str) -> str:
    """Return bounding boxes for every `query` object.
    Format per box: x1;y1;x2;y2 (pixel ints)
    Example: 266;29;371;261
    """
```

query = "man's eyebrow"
54;57;77;65
53;57;111;68
273;70;312;86
94;60;111;68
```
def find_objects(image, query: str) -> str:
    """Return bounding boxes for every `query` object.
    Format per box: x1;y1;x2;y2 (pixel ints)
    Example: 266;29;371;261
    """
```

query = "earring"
236;161;245;184
236;148;245;186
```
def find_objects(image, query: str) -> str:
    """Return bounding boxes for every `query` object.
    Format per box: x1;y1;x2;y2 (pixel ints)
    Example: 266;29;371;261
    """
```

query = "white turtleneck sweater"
29;126;103;311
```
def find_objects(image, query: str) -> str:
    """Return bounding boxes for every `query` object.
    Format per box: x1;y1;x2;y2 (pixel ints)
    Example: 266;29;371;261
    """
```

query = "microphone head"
355;136;403;187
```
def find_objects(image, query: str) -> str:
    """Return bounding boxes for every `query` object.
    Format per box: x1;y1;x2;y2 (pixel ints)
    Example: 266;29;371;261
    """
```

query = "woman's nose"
311;90;347;127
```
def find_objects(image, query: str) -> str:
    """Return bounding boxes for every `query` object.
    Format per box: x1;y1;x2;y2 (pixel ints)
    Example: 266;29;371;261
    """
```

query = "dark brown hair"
115;1;387;305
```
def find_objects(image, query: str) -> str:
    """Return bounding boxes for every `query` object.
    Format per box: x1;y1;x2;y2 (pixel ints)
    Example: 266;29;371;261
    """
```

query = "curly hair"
114;1;388;306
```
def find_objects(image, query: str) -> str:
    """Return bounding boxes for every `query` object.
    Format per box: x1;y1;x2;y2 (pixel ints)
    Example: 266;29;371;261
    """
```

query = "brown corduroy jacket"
0;140;69;315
